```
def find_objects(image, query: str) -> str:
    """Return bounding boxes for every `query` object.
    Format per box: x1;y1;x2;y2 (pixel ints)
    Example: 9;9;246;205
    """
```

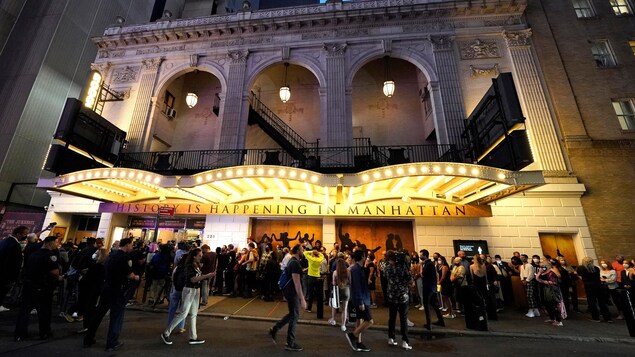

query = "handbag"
329;287;340;309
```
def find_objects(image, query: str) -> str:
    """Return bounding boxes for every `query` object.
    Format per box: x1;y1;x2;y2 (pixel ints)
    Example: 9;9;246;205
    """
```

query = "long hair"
335;258;349;288
185;248;202;268
95;247;109;265
581;256;594;270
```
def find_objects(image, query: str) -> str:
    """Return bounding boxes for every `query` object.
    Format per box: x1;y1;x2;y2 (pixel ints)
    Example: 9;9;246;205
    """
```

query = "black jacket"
0;236;23;284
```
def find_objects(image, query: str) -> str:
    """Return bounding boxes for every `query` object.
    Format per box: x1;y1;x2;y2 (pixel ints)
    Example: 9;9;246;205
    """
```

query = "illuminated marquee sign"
84;71;102;110
99;202;492;217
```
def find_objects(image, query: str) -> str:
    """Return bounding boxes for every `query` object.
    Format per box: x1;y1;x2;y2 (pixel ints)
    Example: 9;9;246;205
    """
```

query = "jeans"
166;287;185;330
388;302;409;343
84;287;127;349
165;287;200;340
416;278;424;306
274;291;300;346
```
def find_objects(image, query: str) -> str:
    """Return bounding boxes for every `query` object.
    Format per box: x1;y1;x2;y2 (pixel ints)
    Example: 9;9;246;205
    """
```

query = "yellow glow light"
396;168;404;175
365;181;376;197
244;178;265;194
324;186;329;204
247;168;254;175
390;177;409;194
304;182;313;198
498;173;506;180
408;166;416;174
362;174;369;182
310;175;318;183
418;176;445;193
384;169;393;177
196;177;203;183
206;174;212;180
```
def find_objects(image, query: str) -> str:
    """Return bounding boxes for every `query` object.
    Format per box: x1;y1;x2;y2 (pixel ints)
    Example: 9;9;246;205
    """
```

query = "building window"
591;41;617;67
613;100;635;130
610;0;633;15
164;91;175;110
572;0;596;18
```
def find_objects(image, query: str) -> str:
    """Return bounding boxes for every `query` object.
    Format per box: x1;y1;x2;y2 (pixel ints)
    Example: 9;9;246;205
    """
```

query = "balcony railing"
116;144;462;175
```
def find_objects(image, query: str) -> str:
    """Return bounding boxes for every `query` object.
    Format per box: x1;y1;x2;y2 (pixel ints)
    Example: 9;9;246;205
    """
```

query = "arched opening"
351;57;436;146
246;63;321;151
150;71;222;151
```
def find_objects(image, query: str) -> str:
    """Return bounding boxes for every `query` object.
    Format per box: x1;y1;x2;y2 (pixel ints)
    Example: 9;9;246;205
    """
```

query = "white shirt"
520;262;535;282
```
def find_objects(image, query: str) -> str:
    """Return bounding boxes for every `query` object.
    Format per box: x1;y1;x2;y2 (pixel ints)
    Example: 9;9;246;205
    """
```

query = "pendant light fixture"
382;56;395;98
279;62;291;103
185;92;198;108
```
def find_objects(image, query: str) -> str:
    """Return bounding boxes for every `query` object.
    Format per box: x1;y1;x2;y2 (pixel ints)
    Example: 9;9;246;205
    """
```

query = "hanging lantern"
185;92;198;108
279;63;291;103
383;56;395;98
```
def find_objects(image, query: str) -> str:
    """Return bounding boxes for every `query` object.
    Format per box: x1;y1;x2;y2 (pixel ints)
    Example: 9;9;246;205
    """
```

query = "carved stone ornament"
469;64;500;78
190;54;200;67
503;30;532;47
460;39;500;59
142;58;164;71
112;66;140;83
323;42;347;56
90;62;112;76
429;35;454;51
228;50;249;63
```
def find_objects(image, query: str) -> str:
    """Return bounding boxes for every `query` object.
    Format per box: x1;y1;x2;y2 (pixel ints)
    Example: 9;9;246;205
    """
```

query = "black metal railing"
116;144;461;174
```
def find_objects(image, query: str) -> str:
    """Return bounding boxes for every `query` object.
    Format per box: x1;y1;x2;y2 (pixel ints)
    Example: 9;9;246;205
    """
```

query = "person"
378;251;389;307
166;252;187;335
200;244;217;305
438;256;454;318
622;260;635;295
346;249;373;352
520;254;540;318
420;249;444;330
558;257;579;314
77;247;108;334
261;252;279;301
268;244;307;351
14;236;62;341
148;244;173;305
612;255;625;285
303;245;325;312
243;242;259;298
328;253;350;331
410;253;423;310
0;226;29;312
83;238;140;351
161;247;214;345
536;259;564;326
493;254;512;307
365;253;378;308
384;251;412;350
577;257;612;322
600;259;622;320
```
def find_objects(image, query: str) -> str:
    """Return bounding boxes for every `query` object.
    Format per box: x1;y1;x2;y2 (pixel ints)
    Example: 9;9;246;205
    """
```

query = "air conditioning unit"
166;107;177;120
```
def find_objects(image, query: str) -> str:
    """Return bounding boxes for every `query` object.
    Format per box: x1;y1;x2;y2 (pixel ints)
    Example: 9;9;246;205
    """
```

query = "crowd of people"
1;226;634;353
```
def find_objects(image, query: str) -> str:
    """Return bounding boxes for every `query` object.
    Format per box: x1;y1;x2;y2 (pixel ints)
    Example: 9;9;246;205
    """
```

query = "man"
61;237;99;322
268;244;307;351
14;236;62;341
0;226;29;312
224;244;236;295
84;238;140;352
613;255;625;284
200;245;217;305
378;251;389;307
303;244;325;313
420;249;445;330
346;249;374;352
384;251;412;350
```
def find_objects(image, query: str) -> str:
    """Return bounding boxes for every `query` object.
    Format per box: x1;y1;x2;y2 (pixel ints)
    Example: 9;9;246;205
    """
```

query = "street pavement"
0;296;633;356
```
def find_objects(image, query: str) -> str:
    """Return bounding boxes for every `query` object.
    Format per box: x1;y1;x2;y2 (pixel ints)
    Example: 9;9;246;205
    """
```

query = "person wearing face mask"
520;254;540;317
77;248;108;334
612;255;626;285
437;256;454;318
492;255;511;309
600;260;622;320
450;257;468;313
0;226;30;313
557;257;577;315
535;259;564;326
410;253;424;310
577;257;612;322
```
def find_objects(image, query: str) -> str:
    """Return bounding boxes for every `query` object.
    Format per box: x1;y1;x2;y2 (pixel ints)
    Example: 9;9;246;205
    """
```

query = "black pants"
585;285;612;321
78;282;101;329
380;276;388;306
84;288;127;349
306;275;319;311
388;302;409;343
14;285;53;339
422;289;444;327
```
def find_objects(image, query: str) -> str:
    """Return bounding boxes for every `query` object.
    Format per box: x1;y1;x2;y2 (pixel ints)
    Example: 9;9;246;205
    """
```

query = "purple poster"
0;211;46;237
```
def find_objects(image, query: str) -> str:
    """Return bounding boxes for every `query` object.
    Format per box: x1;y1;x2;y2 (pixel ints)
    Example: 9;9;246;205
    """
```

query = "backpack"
172;265;187;292
278;269;291;290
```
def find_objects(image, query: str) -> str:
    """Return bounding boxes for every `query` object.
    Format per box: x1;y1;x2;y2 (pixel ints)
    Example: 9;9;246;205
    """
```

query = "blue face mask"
92;253;98;260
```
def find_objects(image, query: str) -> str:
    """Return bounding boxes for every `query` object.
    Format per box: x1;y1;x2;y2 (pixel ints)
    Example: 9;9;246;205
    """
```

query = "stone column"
504;30;567;172
429;35;466;147
217;50;249;150
323;43;351;148
127;57;163;152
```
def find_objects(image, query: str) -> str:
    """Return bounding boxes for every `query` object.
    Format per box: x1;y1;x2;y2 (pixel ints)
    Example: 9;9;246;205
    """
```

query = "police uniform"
14;247;59;340
84;249;133;350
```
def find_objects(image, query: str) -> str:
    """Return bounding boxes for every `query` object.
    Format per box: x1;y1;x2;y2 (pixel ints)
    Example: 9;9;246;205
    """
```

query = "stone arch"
155;59;228;96
347;47;438;87
245;53;326;91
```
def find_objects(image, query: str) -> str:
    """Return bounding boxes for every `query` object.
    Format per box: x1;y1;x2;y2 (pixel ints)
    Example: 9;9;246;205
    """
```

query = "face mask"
624;264;630;269
437;260;442;264
496;260;502;264
92;253;98;260
601;264;608;268
533;258;540;263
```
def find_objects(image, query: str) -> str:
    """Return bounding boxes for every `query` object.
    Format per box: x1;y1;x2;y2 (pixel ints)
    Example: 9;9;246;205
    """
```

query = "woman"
536;259;564;326
148;244;173;305
577;257;612;322
77;247;108;334
161;248;214;345
328;257;350;331
437;256;454;318
558;257;579;313
470;255;488;302
262;252;280;301
411;253;423;310
365;253;377;308
600;259;622;320
384;251;413;350
232;248;248;298
166;252;187;335
621;259;635;294
450;257;468;313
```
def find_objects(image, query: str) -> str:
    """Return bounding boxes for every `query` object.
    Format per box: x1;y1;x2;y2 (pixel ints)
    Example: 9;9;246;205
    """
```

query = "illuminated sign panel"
84;71;102;110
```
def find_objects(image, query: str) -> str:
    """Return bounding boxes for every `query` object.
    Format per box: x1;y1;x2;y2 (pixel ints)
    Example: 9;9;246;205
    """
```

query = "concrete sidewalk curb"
129;305;635;345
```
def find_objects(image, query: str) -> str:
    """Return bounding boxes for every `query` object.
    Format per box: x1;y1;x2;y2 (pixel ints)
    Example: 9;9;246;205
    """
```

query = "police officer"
14;235;62;341
83;237;139;352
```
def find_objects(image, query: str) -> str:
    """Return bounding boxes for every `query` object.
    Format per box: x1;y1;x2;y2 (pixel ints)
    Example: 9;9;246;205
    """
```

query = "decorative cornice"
503;29;532;47
460;39;500;60
112;66;140;83
90;62;112;76
142;57;164;71
228;50;249;63
429;35;454;51
469;64;499;78
323;42;347;56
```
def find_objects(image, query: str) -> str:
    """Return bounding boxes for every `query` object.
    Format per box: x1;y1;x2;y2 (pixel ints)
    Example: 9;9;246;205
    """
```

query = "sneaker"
74;316;83;322
418;306;424;311
388;338;398;346
161;333;173;345
345;332;359;351
60;312;74;323
443;313;456;319
606;320;614;323
533;309;541;317
552;321;563;327
77;328;88;334
441;307;448;312
31;309;37;315
189;339;205;345
328;318;337;326
414;304;421;308
407;319;415;327
105;342;123;352
268;326;278;344
285;343;303;351
402;341;413;350
177;328;186;334
341;324;347;332
0;306;10;312
356;342;371;352
589;319;601;323
72;312;78;318
525;311;535;318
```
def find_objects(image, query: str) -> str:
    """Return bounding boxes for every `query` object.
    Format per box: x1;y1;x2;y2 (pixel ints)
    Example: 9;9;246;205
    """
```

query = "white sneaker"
525;310;535;318
328;318;336;326
388;338;398;346
418;306;424;311
407;319;415;327
340;324;347;332
402;341;413;350
533;309;541;317
0;306;10;312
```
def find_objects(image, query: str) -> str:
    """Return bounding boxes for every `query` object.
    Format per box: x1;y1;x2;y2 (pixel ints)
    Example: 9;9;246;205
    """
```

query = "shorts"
357;304;373;321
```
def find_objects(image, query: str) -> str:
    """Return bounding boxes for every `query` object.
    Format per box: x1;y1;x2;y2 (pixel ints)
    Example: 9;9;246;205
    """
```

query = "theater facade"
38;0;596;263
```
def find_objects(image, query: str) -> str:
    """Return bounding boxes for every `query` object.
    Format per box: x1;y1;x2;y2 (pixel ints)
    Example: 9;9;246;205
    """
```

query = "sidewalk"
131;295;635;345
